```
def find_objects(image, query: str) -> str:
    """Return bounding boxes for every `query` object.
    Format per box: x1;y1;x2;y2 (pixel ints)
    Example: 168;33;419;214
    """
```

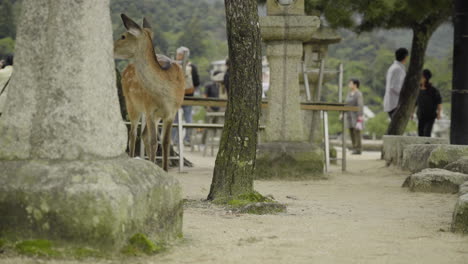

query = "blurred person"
384;48;409;119
223;58;230;96
202;71;223;145
346;79;364;155
415;69;442;137
262;71;269;98
205;71;223;111
173;46;200;146
0;55;14;115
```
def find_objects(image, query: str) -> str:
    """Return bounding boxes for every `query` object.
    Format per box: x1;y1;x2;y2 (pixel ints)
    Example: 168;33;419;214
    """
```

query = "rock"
0;0;182;250
428;145;468;169
382;136;447;167
236;202;287;215
459;182;468;196
404;169;468;194
444;156;468;174
452;194;468;234
402;144;440;172
255;142;324;180
0;158;183;250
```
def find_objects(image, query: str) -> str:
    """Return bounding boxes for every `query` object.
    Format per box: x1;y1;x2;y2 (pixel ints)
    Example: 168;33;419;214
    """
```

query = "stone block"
382;136;448;167
428;145;468;169
444;156;468;174
0;158;183;250
267;0;305;16
404;168;468;194
452;194;468;234
255;142;324;180
459;182;468;196
260;16;320;41
402;144;440;173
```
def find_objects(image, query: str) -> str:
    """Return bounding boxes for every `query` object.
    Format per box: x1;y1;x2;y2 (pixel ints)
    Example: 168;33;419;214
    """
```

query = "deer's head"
114;14;154;60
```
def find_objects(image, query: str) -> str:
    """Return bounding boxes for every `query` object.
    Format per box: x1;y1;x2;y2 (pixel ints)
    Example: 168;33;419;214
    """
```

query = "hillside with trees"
0;0;454;137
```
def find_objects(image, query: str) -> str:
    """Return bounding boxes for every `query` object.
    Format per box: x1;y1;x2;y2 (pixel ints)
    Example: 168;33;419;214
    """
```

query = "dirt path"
2;151;467;264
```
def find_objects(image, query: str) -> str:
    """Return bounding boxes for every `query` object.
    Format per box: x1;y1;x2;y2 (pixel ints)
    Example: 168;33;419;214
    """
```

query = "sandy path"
2;151;467;264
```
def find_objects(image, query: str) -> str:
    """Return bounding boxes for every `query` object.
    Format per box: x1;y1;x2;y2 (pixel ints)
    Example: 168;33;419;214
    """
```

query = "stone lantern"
301;27;342;143
0;0;182;250
256;0;324;179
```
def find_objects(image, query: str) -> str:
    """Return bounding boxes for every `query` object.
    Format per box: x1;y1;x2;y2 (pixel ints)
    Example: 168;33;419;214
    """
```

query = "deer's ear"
121;14;142;36
143;17;152;30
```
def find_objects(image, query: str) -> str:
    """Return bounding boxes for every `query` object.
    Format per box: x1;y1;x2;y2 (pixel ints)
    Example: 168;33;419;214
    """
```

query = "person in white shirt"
0;55;13;115
383;48;409;119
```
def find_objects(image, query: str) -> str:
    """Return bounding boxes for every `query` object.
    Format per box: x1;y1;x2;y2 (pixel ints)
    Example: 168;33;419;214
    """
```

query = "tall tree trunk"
451;0;468;145
387;23;439;135
207;0;262;200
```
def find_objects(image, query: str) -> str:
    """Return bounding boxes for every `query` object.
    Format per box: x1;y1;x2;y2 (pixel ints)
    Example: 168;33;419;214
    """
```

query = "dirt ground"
2;150;468;264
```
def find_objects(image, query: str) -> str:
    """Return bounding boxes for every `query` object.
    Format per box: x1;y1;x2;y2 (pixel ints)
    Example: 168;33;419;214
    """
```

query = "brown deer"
114;14;185;171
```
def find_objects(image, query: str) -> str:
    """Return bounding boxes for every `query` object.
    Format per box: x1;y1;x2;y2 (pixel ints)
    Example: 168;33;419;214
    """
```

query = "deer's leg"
142;114;156;163
162;119;174;172
127;106;141;158
152;117;162;163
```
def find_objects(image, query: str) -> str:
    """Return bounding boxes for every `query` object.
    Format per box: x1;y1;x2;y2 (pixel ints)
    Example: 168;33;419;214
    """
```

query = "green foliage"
111;0;228;82
121;233;165;256
0;0;16;39
15;240;61;257
0;37;14;56
0;238;6;249
305;0;452;31
365;112;389;139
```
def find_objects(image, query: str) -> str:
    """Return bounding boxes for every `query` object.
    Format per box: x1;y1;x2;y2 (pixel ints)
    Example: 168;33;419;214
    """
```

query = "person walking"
384;48;409;119
416;69;442;137
346;79;364;155
173;46;200;146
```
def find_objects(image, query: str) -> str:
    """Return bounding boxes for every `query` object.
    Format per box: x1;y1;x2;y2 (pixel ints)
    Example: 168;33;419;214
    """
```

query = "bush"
0;37;14;56
365;112;389;139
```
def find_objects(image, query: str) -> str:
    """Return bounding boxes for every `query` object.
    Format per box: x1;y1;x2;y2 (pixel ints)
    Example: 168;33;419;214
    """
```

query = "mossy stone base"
255;142;324;180
0;157;183;251
452;194;468;234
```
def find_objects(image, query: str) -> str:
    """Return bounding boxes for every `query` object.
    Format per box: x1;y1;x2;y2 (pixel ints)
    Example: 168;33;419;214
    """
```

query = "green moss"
213;191;286;215
121;233;165;256
15;240;61;257
227;192;274;208
0;239;6;249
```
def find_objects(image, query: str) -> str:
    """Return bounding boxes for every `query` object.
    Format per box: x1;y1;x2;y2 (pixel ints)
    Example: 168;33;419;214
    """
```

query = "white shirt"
383;61;406;112
0;66;13;113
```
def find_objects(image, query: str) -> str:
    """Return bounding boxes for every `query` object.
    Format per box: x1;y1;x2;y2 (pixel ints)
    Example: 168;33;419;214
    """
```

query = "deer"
114;14;185;171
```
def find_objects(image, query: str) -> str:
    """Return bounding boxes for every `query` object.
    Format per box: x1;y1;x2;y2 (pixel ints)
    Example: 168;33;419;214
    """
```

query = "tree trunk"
451;0;468;145
386;23;439;135
207;0;262;200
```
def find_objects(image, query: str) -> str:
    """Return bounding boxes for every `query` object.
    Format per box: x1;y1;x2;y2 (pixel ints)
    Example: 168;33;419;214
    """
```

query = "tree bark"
386;22;440;135
451;0;468;145
207;0;262;200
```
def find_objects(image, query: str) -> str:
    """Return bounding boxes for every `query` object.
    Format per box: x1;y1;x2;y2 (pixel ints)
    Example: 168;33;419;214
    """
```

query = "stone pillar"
265;42;305;142
0;0;182;250
256;0;324;179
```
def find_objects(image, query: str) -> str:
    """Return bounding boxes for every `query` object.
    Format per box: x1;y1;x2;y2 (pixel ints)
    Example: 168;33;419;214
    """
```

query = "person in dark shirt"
205;71;222;112
416;69;442;137
223;59;229;96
